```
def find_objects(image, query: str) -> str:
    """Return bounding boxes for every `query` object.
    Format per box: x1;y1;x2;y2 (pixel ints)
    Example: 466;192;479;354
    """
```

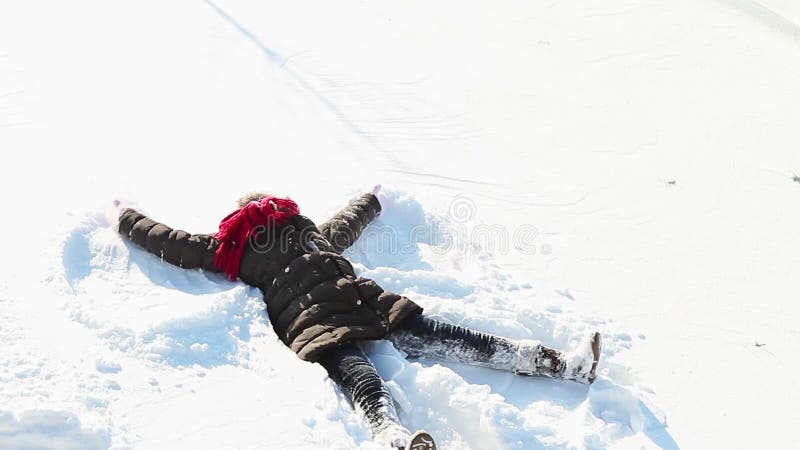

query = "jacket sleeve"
118;208;220;272
318;192;382;254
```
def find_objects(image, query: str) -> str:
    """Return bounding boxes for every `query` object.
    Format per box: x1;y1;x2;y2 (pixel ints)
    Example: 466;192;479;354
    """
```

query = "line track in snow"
204;0;411;171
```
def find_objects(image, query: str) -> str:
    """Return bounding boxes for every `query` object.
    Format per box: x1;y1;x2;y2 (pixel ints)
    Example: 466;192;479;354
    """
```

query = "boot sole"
406;430;436;450
588;332;602;383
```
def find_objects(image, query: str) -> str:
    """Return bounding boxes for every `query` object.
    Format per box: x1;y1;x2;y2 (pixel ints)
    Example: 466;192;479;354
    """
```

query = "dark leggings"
318;314;529;436
319;344;404;436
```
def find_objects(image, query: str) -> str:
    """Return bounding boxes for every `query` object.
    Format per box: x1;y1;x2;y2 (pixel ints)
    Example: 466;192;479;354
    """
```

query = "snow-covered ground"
1;0;799;448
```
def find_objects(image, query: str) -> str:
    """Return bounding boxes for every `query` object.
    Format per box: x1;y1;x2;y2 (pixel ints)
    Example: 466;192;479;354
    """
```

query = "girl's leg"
319;344;411;448
386;314;600;383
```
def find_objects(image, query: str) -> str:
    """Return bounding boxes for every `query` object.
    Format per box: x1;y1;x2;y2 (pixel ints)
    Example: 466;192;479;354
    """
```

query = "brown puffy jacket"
118;192;422;362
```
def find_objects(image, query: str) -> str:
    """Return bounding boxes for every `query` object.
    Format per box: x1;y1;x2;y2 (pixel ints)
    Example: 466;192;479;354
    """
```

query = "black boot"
400;430;436;450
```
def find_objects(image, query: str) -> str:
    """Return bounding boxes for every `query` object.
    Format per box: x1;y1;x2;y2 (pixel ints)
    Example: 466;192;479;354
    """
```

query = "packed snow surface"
1;0;799;449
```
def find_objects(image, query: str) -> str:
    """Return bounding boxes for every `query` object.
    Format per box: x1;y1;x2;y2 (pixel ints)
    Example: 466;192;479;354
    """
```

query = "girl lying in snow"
116;188;601;450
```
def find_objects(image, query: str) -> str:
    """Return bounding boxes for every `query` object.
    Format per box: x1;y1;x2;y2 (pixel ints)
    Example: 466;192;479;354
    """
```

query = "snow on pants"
318;314;522;435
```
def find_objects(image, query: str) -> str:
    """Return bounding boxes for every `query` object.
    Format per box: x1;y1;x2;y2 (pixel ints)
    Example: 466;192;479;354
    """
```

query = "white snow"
1;0;799;448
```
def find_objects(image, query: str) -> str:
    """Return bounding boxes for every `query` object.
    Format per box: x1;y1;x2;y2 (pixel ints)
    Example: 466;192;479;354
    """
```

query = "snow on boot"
399;430;436;450
512;332;602;384
375;422;413;449
564;332;602;384
513;339;552;376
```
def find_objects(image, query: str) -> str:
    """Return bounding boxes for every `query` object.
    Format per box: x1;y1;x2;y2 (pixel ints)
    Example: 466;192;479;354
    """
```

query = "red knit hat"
213;196;299;280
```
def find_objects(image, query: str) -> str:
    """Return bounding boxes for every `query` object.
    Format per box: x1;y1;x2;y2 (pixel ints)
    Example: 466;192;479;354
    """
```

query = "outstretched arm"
318;191;382;254
118;208;220;272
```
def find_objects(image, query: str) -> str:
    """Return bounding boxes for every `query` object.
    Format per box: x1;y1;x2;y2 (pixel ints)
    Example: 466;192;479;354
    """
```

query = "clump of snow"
94;359;122;374
0;410;110;450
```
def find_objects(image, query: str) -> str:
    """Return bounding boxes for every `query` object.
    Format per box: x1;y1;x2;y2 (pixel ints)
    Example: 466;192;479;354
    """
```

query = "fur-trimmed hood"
236;191;272;208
